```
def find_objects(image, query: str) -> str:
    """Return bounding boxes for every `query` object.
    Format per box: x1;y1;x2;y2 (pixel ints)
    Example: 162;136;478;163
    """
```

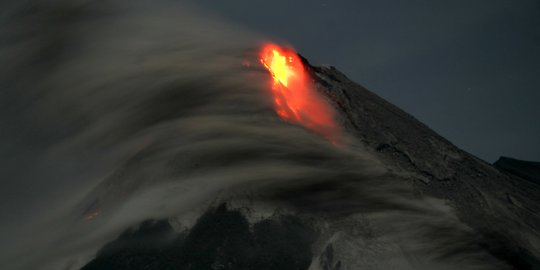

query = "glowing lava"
260;43;339;142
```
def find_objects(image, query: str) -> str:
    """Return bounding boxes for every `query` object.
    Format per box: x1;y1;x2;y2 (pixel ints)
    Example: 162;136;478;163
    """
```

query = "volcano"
1;3;539;269
78;54;540;270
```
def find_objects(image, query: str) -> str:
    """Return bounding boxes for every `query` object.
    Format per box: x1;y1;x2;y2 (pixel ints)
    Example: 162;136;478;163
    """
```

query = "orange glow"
260;43;340;142
84;210;101;221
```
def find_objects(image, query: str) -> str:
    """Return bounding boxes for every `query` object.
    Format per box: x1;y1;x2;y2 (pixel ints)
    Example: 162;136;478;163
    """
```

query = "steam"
0;1;510;269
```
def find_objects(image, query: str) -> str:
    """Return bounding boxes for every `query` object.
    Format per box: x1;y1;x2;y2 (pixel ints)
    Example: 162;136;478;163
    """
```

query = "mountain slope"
306;60;540;269
80;59;540;270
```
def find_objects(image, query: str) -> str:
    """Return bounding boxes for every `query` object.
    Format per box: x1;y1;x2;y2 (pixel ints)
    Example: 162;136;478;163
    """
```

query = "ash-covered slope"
306;60;540;269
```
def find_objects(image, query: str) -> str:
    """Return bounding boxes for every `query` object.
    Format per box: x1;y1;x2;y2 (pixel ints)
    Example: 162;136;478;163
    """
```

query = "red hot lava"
260;43;340;142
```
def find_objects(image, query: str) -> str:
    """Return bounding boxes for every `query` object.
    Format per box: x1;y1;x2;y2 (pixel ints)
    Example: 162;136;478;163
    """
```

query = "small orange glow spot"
84;210;101;221
260;43;340;142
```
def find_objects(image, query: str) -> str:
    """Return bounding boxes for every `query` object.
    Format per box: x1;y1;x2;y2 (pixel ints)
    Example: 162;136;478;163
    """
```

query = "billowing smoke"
0;1;511;269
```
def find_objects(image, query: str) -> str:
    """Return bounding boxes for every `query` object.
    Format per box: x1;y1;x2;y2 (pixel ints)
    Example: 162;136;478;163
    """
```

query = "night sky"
194;0;540;162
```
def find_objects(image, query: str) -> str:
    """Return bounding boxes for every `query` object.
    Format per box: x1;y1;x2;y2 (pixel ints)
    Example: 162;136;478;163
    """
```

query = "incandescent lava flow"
260;44;340;143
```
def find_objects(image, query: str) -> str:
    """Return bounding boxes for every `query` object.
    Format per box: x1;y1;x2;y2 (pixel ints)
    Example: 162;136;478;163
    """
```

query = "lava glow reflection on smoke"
260;43;340;143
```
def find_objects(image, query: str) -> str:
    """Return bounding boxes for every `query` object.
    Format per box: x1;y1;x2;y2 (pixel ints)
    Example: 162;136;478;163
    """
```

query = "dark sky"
193;0;540;162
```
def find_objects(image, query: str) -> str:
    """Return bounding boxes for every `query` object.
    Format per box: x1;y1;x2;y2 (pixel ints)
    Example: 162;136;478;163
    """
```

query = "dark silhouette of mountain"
82;204;315;270
494;157;540;185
